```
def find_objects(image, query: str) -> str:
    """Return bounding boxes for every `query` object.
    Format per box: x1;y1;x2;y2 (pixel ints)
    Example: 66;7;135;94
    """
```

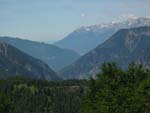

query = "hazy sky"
0;0;150;42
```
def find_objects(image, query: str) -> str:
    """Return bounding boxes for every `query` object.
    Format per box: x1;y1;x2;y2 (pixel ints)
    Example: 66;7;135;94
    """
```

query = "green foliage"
0;77;86;113
80;62;150;113
0;63;149;113
0;93;13;113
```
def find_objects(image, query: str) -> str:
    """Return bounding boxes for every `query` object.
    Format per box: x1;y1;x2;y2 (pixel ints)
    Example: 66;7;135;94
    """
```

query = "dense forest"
0;63;150;113
0;77;86;113
80;63;150;113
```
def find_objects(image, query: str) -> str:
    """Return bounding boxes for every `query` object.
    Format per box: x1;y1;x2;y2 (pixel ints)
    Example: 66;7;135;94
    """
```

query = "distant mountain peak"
55;17;150;55
78;17;150;32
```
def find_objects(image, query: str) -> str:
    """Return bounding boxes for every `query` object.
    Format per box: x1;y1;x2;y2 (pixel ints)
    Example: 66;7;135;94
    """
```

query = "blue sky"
0;0;150;42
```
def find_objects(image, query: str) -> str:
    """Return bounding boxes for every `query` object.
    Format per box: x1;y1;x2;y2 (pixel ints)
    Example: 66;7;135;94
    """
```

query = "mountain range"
0;37;80;71
0;41;60;80
59;26;150;79
55;17;150;55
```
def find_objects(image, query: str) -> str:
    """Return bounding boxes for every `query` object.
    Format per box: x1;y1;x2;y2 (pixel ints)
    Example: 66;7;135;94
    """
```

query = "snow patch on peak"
76;17;150;33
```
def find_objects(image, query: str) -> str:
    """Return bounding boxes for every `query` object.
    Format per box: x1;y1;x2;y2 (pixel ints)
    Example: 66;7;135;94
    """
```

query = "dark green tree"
80;62;150;113
0;93;13;113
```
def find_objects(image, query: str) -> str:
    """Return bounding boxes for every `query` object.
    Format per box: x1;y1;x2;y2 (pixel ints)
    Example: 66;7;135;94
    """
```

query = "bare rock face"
125;27;150;52
0;41;60;81
0;41;8;56
60;26;150;79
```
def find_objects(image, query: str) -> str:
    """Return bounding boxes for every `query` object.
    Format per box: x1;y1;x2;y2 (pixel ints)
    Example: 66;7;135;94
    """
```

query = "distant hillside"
55;17;150;54
0;41;60;80
0;37;80;71
60;26;150;79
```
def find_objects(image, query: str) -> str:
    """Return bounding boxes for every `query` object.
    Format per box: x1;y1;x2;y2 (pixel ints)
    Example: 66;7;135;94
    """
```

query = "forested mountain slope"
0;41;60;80
0;36;80;71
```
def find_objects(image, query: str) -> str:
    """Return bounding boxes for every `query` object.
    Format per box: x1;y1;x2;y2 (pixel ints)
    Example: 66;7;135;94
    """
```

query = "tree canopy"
80;63;150;113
